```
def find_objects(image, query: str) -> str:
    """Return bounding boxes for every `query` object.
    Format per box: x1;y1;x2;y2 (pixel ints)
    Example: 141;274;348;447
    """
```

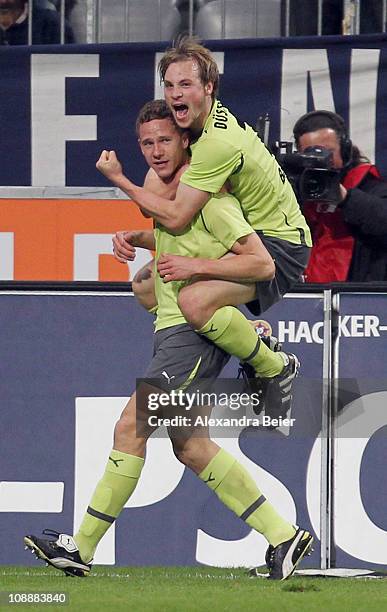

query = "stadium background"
1;17;387;574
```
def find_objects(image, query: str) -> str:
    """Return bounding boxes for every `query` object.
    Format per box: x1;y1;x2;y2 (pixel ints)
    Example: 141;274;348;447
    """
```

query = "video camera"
256;114;342;206
274;141;342;206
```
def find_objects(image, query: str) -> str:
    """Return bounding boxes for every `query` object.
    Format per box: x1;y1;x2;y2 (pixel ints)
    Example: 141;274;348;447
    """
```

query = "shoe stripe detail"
282;534;313;581
280;379;295;389
239;495;266;521
281;530;307;579
244;339;261;364
87;506;115;524
279;375;296;384
48;557;90;572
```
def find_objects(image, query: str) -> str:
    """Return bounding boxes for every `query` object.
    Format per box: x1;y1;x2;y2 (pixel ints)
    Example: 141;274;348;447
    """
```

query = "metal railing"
24;0;387;45
27;0;66;44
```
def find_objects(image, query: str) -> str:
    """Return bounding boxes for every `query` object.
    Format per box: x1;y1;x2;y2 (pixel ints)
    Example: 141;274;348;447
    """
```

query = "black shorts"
246;234;311;316
143;323;230;393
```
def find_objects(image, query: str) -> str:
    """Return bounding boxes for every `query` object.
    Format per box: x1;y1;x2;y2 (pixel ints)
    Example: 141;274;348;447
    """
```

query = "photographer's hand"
340;185;347;201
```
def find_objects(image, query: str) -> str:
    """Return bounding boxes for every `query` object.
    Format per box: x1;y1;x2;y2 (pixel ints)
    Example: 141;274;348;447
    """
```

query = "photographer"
293;110;387;282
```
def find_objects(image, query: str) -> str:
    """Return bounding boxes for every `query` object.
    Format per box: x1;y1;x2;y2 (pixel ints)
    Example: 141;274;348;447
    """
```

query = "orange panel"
1;198;152;280
99;254;130;282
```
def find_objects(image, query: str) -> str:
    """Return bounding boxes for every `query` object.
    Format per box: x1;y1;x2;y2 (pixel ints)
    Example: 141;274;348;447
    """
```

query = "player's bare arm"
157;232;275;283
97;149;209;232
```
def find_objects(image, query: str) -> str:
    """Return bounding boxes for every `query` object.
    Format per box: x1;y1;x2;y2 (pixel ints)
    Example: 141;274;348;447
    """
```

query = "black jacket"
340;172;387;281
0;8;74;45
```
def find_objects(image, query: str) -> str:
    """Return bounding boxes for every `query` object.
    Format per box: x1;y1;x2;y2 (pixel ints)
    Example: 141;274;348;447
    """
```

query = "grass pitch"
1;566;387;611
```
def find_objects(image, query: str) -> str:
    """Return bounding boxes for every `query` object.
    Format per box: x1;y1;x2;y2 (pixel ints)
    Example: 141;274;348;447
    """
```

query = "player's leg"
178;277;286;378
170;430;313;580
24;387;158;576
132;259;157;313
72;388;157;564
237;238;311;417
178;241;310;417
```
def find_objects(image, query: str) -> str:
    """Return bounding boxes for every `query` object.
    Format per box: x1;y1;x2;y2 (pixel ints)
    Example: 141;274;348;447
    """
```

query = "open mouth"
173;104;189;120
153;161;169;171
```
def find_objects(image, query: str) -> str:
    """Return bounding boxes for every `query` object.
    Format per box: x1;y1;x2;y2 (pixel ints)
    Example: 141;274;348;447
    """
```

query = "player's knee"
171;438;199;470
114;416;147;455
131;276;142;300
133;264;153;285
132;265;156;311
133;278;152;307
178;287;205;328
134;289;156;312
171;437;188;464
114;415;136;446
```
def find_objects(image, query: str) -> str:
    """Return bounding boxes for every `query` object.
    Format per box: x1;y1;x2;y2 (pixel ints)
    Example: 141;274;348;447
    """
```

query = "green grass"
1;566;387;612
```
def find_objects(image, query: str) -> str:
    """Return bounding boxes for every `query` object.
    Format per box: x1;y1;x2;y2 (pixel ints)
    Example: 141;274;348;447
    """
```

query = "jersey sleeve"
202;193;254;250
180;138;243;194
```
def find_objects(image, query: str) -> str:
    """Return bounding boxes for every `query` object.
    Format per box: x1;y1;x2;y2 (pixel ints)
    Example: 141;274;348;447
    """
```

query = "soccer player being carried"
24;100;313;581
98;35;312;423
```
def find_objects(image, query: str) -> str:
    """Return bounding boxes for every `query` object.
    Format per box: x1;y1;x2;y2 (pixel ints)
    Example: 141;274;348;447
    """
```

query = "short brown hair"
135;99;177;136
158;35;219;100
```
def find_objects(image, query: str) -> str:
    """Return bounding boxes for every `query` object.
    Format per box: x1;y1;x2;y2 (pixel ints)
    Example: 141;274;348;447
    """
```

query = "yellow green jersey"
154;192;253;332
180;99;312;247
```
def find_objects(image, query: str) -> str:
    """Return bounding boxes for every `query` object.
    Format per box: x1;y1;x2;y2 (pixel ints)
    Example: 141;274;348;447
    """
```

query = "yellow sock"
197;306;284;377
74;450;144;563
199;448;295;547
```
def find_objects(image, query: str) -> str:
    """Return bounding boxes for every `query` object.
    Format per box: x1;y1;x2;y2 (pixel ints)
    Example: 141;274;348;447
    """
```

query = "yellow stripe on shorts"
178;356;202;391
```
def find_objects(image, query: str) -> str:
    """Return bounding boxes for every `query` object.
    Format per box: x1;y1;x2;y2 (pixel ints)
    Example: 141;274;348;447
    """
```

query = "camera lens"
306;178;322;197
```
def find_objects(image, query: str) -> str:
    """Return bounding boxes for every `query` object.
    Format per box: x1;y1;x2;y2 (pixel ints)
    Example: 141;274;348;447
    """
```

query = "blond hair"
158;35;219;100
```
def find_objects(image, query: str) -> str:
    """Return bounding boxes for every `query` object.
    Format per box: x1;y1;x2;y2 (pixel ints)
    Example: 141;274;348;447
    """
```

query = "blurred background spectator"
35;0;77;20
290;0;385;36
289;0;343;35
193;0;282;39
0;0;75;44
1;1;386;46
360;0;385;34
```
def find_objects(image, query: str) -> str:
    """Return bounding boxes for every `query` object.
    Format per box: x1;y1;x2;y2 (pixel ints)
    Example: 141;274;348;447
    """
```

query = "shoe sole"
281;533;314;581
23;536;89;578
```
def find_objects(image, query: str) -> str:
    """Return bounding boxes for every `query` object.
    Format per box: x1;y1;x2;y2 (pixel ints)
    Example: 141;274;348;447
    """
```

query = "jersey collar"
190;99;218;145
